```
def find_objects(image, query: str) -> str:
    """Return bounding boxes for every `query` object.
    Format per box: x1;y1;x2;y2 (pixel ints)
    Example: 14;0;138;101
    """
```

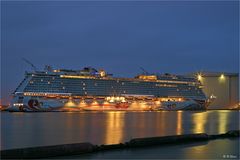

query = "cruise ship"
8;66;212;112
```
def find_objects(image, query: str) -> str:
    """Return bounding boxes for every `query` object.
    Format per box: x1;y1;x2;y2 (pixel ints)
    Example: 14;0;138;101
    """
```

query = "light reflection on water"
218;111;230;134
176;111;182;135
104;111;125;144
1;110;239;150
192;111;207;133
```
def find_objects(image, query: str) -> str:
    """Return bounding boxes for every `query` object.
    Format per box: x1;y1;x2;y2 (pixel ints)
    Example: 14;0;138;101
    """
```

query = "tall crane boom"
140;67;149;75
22;58;38;71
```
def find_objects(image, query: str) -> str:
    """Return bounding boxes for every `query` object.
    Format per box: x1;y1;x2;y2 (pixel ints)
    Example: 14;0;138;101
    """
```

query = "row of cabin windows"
31;76;198;86
26;83;199;92
25;86;200;94
26;86;203;95
30;78;196;87
27;81;193;88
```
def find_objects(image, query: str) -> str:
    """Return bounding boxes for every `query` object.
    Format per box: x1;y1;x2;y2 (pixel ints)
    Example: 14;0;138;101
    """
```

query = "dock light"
121;99;126;102
65;100;76;107
92;101;98;105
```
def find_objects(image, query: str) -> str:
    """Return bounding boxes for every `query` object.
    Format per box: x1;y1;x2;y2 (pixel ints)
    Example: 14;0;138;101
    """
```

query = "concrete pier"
1;130;239;159
1;143;95;159
128;133;209;147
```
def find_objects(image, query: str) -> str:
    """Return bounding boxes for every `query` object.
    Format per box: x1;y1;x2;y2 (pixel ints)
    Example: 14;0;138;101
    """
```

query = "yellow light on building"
197;74;202;81
220;74;225;80
219;73;226;83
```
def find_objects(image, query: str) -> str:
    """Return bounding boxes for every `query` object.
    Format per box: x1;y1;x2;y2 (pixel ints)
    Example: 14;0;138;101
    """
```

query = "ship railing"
22;92;72;97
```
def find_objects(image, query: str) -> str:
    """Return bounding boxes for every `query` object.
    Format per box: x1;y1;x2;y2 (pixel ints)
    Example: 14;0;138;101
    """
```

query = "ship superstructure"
9;66;210;111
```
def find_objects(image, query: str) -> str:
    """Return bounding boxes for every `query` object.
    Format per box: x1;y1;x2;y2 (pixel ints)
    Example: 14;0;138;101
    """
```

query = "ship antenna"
140;67;149;75
22;58;38;72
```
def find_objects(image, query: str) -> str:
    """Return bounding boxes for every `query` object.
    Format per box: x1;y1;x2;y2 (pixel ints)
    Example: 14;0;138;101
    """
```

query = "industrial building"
190;72;239;109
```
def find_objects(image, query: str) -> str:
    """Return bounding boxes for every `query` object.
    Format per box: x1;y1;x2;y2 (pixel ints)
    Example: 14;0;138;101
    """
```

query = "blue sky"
1;1;239;104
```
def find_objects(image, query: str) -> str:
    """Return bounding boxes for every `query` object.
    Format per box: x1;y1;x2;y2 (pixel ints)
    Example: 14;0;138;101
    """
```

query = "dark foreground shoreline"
1;130;239;159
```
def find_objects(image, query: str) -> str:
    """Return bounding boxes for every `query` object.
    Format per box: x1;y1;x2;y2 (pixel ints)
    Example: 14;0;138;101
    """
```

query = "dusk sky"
1;1;239;104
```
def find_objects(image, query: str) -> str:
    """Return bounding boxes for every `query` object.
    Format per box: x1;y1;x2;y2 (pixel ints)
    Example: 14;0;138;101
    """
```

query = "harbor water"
63;138;239;159
1;110;239;151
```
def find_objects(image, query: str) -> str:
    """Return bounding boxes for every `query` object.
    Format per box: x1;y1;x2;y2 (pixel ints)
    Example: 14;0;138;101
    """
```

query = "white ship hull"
7;96;208;112
158;99;207;111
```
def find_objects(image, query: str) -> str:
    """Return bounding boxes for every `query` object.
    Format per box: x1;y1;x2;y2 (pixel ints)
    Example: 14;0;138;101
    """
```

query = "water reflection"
1;110;239;150
104;112;125;144
67;138;239;159
176;111;183;135
182;139;239;159
192;112;207;133
218;111;230;134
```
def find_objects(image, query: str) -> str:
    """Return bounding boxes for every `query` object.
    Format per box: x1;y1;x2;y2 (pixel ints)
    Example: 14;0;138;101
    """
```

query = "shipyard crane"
140;67;149;75
22;58;38;72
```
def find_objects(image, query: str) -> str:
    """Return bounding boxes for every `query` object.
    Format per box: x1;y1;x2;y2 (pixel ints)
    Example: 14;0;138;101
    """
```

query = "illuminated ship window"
138;75;157;80
156;84;177;87
83;87;85;90
48;81;51;84
41;79;43;82
83;83;86;86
